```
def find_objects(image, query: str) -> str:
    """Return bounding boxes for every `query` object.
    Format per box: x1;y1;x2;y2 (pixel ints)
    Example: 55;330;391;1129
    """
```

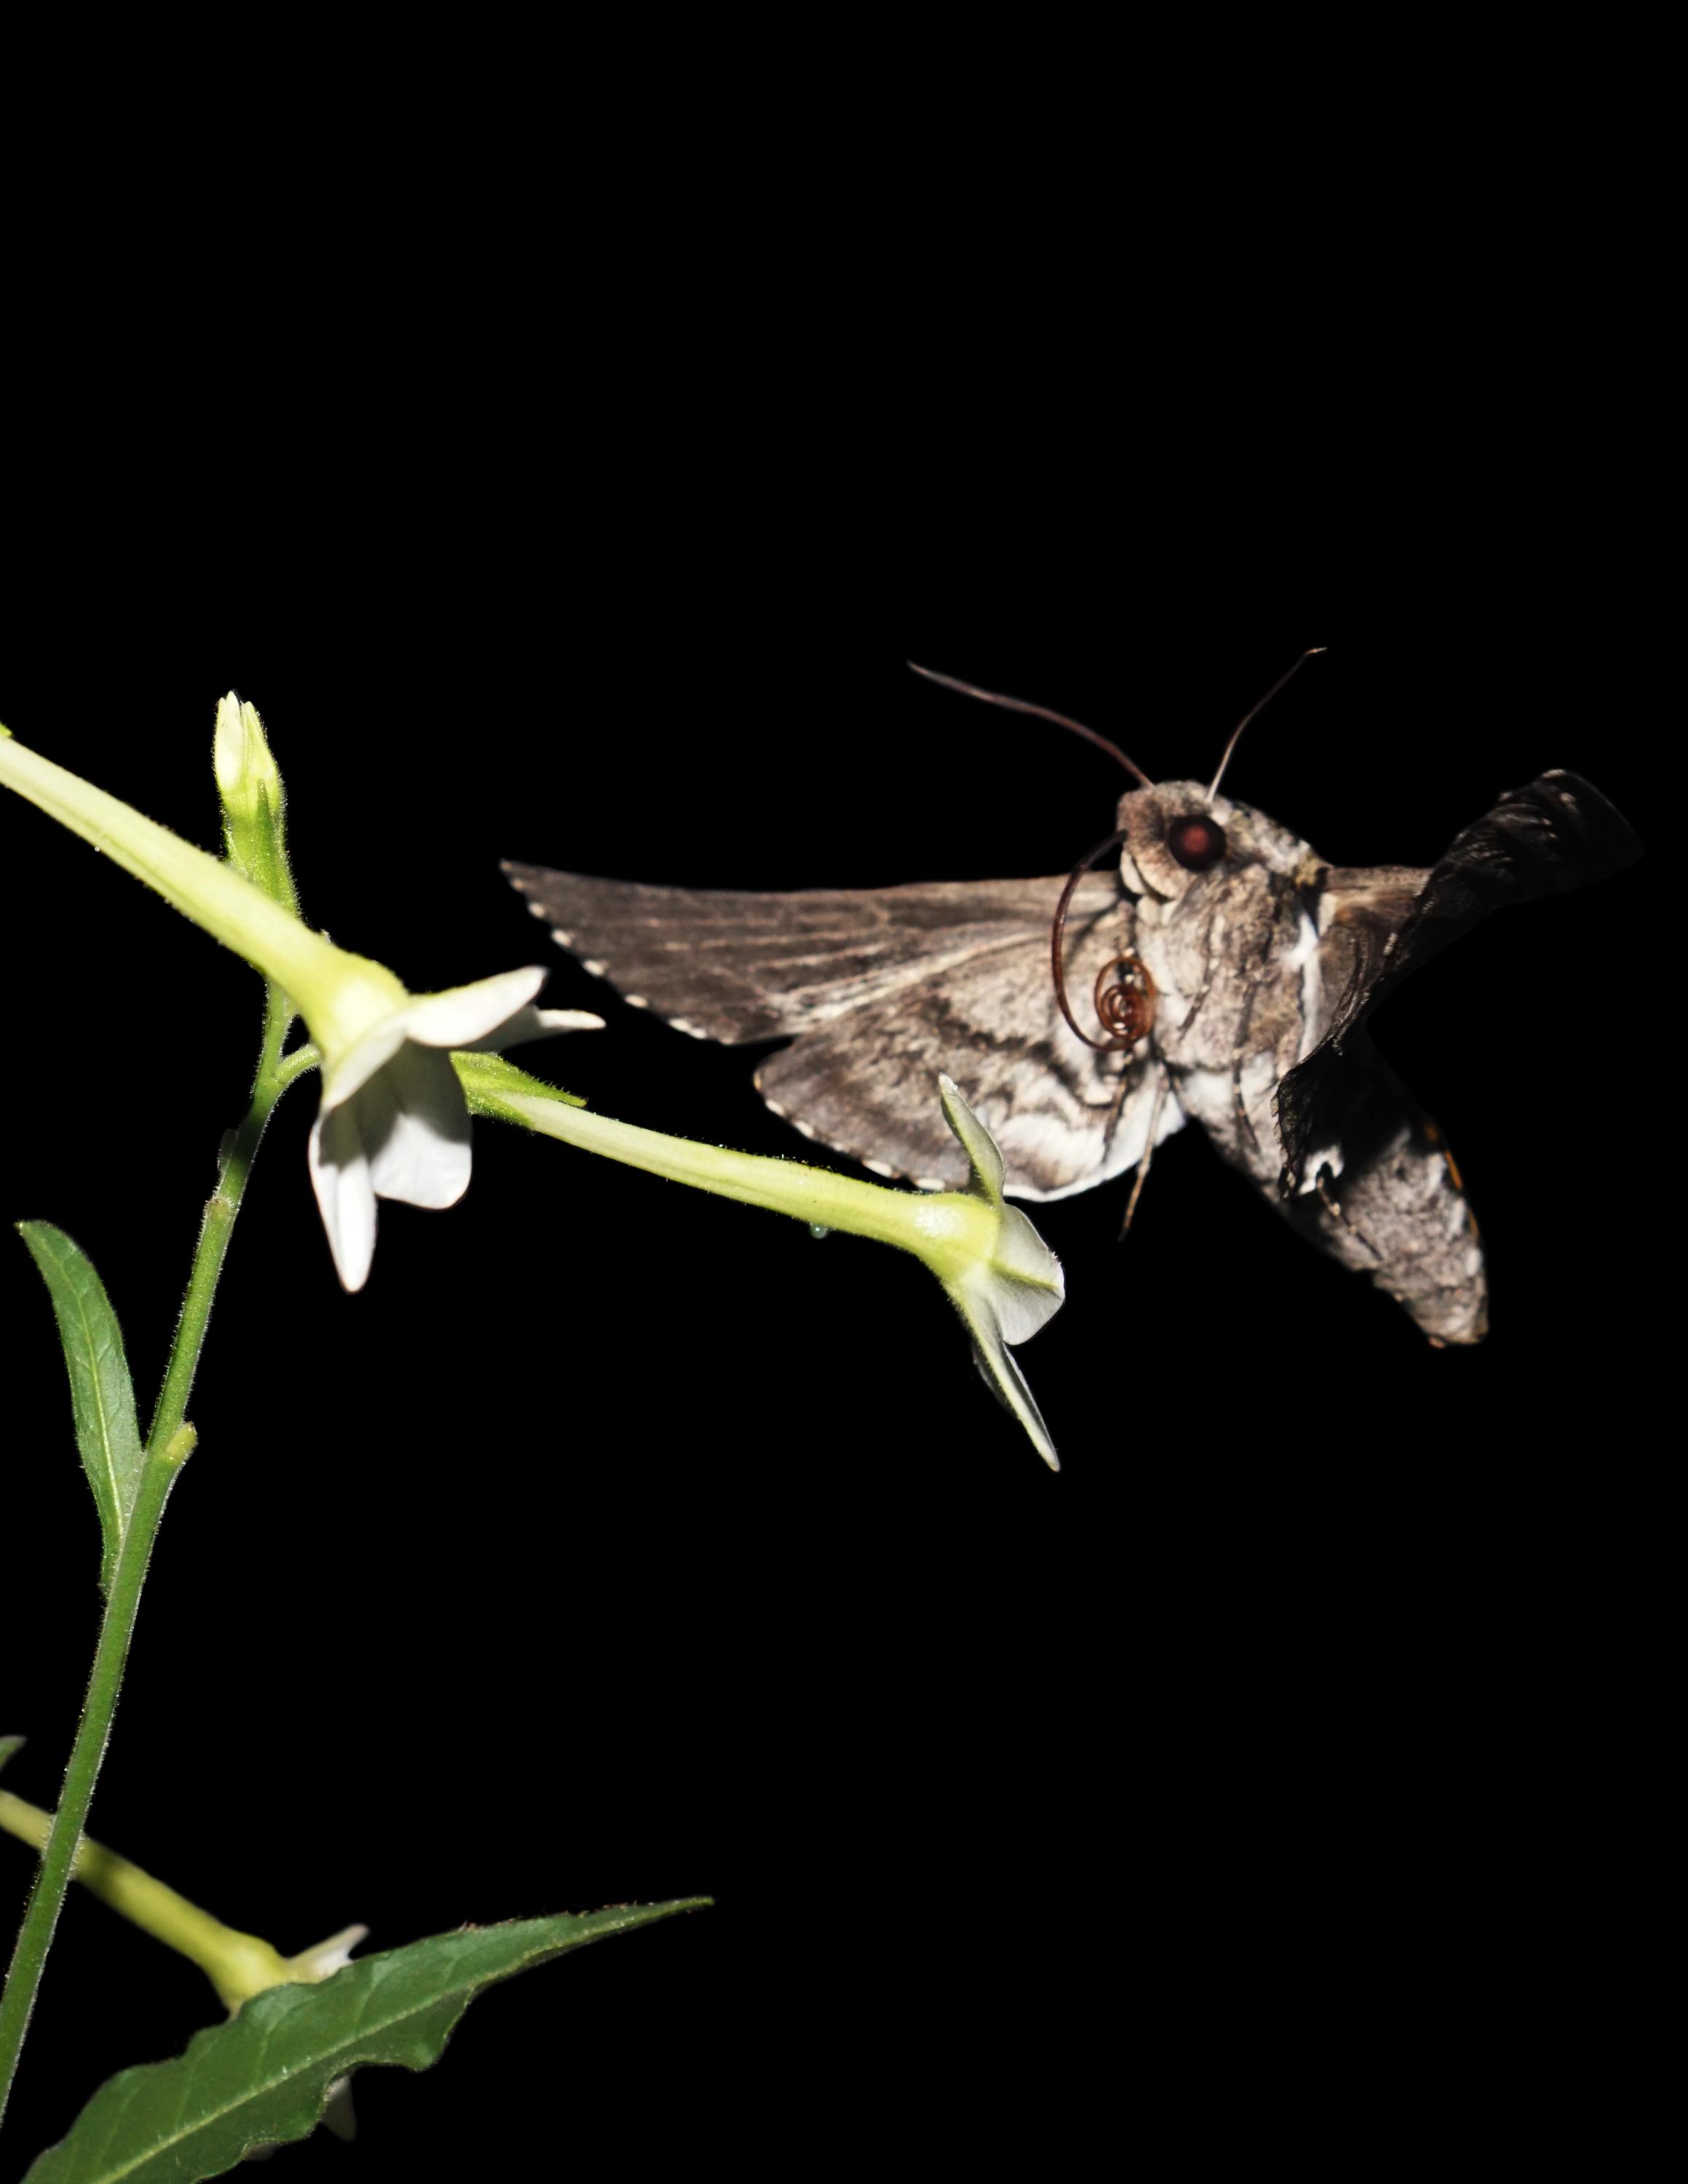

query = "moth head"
1115;781;1314;901
905;651;1325;902
1115;781;1238;900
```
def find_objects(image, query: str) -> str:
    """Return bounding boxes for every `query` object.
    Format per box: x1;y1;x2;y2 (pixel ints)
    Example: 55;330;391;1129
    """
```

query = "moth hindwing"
507;749;1637;1345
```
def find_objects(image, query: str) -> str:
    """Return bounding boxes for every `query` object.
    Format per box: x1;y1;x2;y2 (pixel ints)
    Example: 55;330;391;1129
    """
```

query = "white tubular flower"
307;971;604;1291
456;1056;1066;1467
924;1075;1067;1468
0;1773;368;2014
0;724;602;1291
281;1923;370;1986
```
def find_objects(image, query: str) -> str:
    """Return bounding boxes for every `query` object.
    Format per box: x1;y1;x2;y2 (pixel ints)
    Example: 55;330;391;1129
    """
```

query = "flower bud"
214;692;297;912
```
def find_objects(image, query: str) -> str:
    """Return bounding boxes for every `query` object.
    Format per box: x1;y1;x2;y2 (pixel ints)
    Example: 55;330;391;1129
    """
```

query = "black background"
0;440;1660;2170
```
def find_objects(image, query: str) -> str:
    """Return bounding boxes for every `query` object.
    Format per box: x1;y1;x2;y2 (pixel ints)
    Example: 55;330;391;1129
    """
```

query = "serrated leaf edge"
25;1903;708;2184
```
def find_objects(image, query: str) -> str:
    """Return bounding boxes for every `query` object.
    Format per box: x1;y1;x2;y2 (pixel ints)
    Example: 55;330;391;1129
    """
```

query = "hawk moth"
505;665;1638;1345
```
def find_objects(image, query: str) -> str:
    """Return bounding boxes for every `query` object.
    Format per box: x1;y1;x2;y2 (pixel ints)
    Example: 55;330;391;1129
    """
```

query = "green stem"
147;983;292;1449
0;984;294;2132
0;1791;288;2012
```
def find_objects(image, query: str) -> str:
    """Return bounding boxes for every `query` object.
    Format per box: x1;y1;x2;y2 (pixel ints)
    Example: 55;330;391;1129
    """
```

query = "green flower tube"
0;719;600;1289
457;1054;1065;1465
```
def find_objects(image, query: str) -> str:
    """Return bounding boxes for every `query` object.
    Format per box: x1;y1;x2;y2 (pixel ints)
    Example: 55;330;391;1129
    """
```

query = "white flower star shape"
0;724;602;1294
308;969;602;1291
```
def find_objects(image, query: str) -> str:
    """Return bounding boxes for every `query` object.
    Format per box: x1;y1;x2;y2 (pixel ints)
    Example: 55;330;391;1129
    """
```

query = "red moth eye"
1167;814;1228;871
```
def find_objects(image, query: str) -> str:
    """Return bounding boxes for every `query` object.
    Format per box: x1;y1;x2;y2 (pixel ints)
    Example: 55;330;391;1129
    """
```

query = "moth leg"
1228;1022;1264;1158
1174;957;1217;1039
1231;1057;1262;1157
1100;1053;1137;1156
1119;1070;1169;1239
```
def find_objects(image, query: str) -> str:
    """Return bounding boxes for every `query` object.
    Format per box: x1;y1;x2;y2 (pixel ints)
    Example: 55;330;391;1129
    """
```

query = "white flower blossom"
307;972;602;1290
0;724;602;1292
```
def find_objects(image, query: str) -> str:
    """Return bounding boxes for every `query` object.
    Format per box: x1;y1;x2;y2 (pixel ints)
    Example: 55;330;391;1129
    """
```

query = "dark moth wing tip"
1534;770;1642;877
1271;768;1639;1201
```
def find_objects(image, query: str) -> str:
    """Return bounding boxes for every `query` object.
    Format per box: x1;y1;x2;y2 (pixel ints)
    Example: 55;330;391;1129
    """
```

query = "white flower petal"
982;1205;1065;1342
465;1005;604;1051
400;967;548;1050
322;2078;358;2143
938;1074;1006;1202
319;1013;411;1115
363;1047;473;1209
309;1102;379;1291
285;1923;369;1983
963;1299;1060;1471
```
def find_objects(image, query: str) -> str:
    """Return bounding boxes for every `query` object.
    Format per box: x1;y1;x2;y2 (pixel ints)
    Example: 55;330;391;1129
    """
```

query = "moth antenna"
1049;828;1155;1052
1206;645;1327;804
908;662;1155;789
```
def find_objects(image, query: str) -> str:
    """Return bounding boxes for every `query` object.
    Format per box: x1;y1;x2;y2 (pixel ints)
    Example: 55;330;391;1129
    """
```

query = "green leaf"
0;1736;22;1778
16;1223;143;1594
23;1902;708;2183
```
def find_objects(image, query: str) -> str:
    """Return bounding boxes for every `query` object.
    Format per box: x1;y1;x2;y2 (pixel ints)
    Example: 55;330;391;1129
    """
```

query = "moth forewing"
508;737;1638;1346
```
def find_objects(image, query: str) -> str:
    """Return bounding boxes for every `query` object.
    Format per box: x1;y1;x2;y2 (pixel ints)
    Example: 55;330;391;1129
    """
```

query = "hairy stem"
0;983;295;2132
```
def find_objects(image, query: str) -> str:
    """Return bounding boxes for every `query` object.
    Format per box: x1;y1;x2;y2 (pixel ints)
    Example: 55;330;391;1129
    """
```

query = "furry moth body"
507;746;1637;1345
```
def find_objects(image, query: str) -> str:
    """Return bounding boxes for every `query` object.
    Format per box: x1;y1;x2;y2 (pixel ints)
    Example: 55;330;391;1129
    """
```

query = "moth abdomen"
1279;1054;1488;1345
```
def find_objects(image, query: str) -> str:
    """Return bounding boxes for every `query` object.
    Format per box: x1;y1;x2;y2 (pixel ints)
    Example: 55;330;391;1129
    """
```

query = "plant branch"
0;983;295;2132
